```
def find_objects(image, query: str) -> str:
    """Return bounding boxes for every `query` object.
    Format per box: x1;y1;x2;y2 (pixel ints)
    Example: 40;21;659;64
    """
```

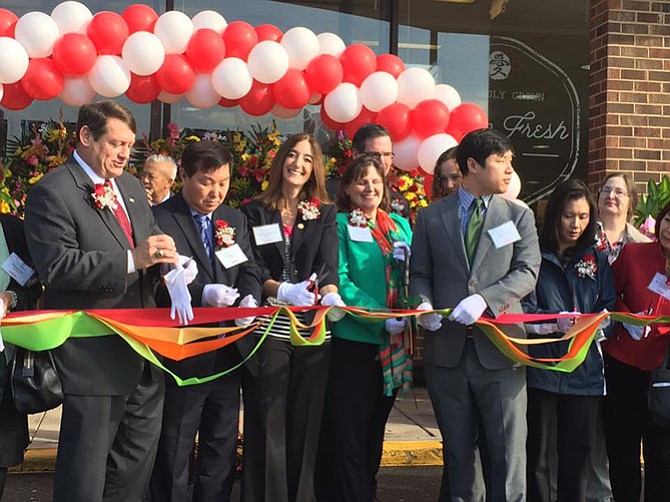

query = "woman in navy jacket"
523;180;615;502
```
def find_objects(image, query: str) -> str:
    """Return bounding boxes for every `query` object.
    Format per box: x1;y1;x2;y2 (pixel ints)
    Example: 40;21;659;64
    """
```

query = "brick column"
588;0;670;192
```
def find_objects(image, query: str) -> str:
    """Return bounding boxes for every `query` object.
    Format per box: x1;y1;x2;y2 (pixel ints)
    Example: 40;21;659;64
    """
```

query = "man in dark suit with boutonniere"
149;140;262;502
24;101;190;502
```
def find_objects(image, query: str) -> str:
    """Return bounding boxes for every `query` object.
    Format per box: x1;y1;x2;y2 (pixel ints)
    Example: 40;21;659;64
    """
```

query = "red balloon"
445;103;488;142
20;58;64;100
155;54;196;95
339;44;376;87
87;12;129;55
222;21;258;61
376;54;405;78
344;107;377;140
255;24;282;42
52;33;97;76
122;4;158;34
305;54;343;95
411;99;450;139
376;103;412;142
218;97;238;108
187;29;226;72
126;73;160;103
0;8;18;38
0;81;32;110
239;80;275;116
272;69;311;110
320;106;345;131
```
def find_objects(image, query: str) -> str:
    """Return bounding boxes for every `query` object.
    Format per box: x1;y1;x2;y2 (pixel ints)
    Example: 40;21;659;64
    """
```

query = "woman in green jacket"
316;155;412;502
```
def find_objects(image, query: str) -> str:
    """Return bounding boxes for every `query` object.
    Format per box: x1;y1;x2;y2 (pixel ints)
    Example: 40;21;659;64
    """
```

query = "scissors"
307;263;330;304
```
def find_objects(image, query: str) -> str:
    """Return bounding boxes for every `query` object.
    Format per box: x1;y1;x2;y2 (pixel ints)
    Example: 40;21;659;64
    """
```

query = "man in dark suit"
24;101;180;502
149;140;261;502
410;128;541;501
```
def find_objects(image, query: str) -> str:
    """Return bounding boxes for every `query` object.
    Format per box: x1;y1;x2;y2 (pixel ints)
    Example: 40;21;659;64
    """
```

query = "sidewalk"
12;387;443;473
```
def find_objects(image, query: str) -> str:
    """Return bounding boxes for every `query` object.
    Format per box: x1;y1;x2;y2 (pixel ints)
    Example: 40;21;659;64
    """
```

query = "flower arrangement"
393;169;429;224
323;130;353;179
575;253;598;280
633;175;670;238
214;220;236;248
91;183;118;211
297;198;321;221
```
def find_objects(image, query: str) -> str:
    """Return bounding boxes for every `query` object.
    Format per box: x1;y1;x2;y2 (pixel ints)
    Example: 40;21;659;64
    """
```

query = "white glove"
164;267;194;326
321;291;346;322
235;294;258;327
179;255;198;284
385;317;407;335
623;311;649;341
449;294;487;326
556;311;579;333
277;275;318;306
598;308;611;331
0;299;4;352
392;241;411;261
416;302;443;331
202;284;240;307
525;323;559;335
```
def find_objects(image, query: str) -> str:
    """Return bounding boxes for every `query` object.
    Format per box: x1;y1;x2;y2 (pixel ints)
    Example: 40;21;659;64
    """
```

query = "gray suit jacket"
24;159;163;395
410;193;541;370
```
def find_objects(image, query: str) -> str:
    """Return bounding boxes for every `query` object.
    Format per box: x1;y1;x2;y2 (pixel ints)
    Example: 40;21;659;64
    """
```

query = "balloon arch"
0;1;492;175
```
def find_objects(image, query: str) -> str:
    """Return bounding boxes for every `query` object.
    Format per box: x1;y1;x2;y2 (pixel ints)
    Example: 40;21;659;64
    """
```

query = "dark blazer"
24;159;164;395
152;193;262;378
242;200;339;294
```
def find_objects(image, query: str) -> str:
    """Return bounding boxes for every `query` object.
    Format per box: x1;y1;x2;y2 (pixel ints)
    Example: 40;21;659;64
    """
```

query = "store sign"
489;37;581;204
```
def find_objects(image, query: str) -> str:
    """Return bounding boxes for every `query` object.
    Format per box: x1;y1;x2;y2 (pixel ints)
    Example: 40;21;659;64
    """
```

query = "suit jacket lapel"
172;194;214;281
439;196;469;272
471;195;503;272
291;214;307;255
268;210;286;265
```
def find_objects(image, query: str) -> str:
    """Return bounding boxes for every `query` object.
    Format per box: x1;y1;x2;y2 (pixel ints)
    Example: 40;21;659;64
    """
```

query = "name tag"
1;252;35;286
348;225;373;242
648;272;670;301
487;221;521;249
252;223;283;245
215;244;249;269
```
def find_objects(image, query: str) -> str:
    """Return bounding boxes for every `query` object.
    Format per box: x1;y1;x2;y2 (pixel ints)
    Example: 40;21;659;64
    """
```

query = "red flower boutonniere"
575;253;598;280
214;220;236;248
348;208;369;228
390;198;405;214
297;198;320;221
595;231;608;251
91;183;117;211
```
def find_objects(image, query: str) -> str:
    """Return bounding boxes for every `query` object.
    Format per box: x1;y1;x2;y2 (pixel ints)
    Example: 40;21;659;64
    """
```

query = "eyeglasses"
364;151;395;160
599;187;629;198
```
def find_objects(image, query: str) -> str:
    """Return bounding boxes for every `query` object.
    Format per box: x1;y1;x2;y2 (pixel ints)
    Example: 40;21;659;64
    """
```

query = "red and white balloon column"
0;1;489;173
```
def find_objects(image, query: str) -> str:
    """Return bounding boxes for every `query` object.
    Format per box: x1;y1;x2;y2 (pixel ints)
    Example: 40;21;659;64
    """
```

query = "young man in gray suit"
24;101;182;502
410;128;541;501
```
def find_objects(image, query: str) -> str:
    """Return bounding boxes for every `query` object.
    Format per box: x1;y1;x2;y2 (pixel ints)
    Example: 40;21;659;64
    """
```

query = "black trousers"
526;388;600;502
316;338;397;502
603;355;670;502
149;372;241;502
241;337;330;502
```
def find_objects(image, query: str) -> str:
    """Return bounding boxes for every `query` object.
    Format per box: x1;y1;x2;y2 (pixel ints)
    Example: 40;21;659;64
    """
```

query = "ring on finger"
155;248;163;259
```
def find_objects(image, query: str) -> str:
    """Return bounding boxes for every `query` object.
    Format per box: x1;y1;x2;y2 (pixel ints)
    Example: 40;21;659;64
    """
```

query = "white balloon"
50;1;92;35
272;104;301;119
434;83;462;111
281;27;319;70
122;32;165;76
247;41;289;84
360;72;398;112
186;73;221;108
60;76;96;106
394;135;422;171
158;90;183;104
88;55;131;97
323;83;362;123
417;133;458;173
191;10;227;34
15;12;60;58
501;171;522;200
397;67;436;109
154;11;193;55
317;32;345;57
211;58;252;99
0;38;29;84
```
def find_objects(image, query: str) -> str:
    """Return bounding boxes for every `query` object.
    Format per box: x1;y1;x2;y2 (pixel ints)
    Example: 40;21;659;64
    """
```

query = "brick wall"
589;0;670;192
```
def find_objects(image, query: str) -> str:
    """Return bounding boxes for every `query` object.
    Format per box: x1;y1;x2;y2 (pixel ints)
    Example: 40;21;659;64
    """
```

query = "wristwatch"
6;290;17;310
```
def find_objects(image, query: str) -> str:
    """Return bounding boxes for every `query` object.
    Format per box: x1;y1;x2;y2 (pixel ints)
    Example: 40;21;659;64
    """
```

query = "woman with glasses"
431;147;462;201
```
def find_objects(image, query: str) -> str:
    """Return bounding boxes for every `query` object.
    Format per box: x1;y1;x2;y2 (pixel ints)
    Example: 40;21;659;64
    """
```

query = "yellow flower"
261;180;269;191
185;136;200;142
0;200;10;214
241;153;250;162
29;173;44;184
405;192;416;202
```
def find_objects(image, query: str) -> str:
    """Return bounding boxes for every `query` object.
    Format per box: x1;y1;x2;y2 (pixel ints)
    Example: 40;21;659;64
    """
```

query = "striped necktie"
104;180;134;247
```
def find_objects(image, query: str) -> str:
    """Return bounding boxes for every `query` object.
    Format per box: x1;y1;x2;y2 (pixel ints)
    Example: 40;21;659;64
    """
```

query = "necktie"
194;213;214;265
465;197;484;264
104;180;134;247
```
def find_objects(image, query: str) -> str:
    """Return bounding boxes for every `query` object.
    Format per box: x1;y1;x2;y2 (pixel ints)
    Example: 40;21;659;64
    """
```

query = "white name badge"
348;225;373;242
1;252;35;286
215;244;249;269
487;221;522;249
252;223;283;245
648;272;670;301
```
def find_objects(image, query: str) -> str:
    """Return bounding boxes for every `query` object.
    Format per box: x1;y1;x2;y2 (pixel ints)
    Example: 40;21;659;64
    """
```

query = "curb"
10;448;57;473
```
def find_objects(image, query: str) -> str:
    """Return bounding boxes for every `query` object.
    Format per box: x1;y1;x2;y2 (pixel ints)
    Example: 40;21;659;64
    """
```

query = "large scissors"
307;263;330;304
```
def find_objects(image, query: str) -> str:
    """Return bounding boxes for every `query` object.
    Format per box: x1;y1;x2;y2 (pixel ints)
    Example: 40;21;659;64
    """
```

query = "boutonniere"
595;230;608;251
91;183;118;211
348;208;369;227
297;197;321;221
575;253;598;280
214;220;236;248
390;198;405;214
